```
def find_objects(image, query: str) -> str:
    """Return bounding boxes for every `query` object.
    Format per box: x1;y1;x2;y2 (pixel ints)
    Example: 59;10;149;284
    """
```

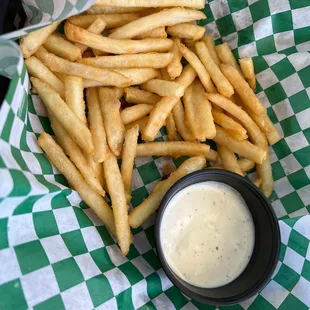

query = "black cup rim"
155;169;280;306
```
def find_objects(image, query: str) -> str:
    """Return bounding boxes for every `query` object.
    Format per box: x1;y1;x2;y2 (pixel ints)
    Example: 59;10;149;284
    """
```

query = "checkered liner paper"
0;0;310;309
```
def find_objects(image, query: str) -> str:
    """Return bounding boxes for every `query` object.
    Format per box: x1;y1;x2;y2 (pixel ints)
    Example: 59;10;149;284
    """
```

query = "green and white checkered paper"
0;0;310;309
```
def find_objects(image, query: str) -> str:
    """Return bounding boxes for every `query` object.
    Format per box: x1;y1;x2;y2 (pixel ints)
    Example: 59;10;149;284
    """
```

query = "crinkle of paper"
0;0;310;309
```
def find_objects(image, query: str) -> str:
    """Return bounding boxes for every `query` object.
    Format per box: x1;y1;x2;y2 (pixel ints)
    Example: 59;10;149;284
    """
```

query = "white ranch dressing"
160;181;255;288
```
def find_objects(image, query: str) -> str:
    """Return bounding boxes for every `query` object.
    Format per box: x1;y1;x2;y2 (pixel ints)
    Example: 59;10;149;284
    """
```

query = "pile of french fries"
19;0;281;256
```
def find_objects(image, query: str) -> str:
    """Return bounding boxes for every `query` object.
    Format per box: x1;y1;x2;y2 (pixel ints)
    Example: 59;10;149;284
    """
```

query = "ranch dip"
160;181;255;288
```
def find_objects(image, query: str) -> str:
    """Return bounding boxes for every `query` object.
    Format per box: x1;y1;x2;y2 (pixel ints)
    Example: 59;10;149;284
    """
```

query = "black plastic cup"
155;169;280;306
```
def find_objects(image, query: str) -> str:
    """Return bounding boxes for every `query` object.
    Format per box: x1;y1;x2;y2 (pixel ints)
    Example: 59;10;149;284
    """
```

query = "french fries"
104;151;131;256
167;23;205;41
141;79;185;97
65;76;86;124
22;4;280;254
78;53;173;69
167;37;183;80
195;41;234;98
44;33;82;62
217;145;243;176
178;43;216;93
25;56;65;99
32;78;94;154
65;22;173;54
221;64;266;116
214;126;266;165
136;141;210;158
86;88;109;163
121;104;153;124
129;156;206;228
38;133;115;236
125;87;160;105
121;125;139;203
94;0;205;8
99;87;125;156
37;51;131;87
20;21;61;58
109;8;206;39
239;57;256;90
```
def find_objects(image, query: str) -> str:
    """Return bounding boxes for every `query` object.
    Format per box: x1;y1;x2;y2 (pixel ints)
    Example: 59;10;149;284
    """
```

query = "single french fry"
217;144;242;175
20;21;61;58
49;115;104;196
167;23;205;41
68;13;141;29
65;76;87;124
99;87;125;156
136;141;210;157
125;116;149;132
172;100;196;141
95;0;205;8
166;113;177;141
121;125;139;203
113;68;158;85
220;64;266;116
184;79;216;141
256;151;273;197
38;133;115;235
264;116;282;145
121;104;153;124
178;43;216;93
44;33;82;61
75;18;107;55
253;179;262;187
86;88;109;163
65;22;173;54
195;41;234;98
31;78;94;154
215;43;243;76
37;51;131;87
87;5;146;14
135;27;167;39
206;93;267;148
129;156;206;228
78;53;173;69
104;151;131;255
239;57;256;90
141;79;185;97
109;8;206;39
213;125;266;164
201;34;220;67
212;108;248;141
25;56;65;99
207;149;218;162
142;96;179;141
125;87;160;105
167;37;182;80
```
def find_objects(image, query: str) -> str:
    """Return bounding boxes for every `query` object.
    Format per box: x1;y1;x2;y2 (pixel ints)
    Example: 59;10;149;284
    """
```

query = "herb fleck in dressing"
160;181;255;288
